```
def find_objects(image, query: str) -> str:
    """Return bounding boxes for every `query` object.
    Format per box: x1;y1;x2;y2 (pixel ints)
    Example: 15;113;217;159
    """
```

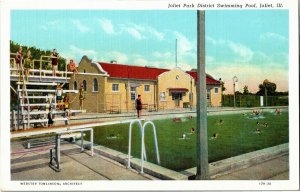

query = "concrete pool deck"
11;141;154;180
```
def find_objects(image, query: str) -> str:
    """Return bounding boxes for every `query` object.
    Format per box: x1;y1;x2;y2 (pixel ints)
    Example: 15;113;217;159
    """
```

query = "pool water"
88;111;289;171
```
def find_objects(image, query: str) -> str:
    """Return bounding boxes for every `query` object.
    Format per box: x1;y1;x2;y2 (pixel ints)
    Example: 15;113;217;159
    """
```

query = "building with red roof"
69;56;222;113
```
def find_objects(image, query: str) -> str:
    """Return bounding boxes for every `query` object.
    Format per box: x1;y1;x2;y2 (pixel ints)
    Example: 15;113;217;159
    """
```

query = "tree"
10;40;66;70
256;79;277;96
219;78;226;92
243;85;249;95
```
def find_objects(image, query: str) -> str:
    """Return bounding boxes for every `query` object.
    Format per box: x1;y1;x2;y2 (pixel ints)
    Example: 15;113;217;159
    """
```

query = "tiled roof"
186;71;221;85
99;62;168;80
98;62;221;84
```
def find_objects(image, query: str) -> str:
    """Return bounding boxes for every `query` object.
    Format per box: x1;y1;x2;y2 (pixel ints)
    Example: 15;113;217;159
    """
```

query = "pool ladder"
127;119;160;174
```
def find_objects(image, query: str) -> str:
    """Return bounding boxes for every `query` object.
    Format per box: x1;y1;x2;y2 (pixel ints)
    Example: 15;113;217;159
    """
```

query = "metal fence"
222;95;288;107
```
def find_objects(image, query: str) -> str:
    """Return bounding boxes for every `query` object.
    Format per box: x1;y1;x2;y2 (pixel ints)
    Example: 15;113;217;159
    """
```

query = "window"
207;89;210;100
83;80;87;92
131;93;136;101
74;81;77;90
93;78;98;92
144;85;150;92
130;87;136;92
214;87;219;94
130;87;136;101
112;84;119;92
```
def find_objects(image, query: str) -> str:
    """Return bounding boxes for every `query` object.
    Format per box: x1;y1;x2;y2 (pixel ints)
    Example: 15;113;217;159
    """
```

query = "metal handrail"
10;53;68;80
127;119;160;174
141;121;160;174
127;119;145;168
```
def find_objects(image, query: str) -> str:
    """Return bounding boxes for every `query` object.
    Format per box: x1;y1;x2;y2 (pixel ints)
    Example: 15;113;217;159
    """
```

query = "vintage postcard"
0;0;299;191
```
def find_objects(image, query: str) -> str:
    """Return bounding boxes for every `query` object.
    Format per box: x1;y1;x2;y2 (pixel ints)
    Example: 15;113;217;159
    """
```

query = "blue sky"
11;10;289;93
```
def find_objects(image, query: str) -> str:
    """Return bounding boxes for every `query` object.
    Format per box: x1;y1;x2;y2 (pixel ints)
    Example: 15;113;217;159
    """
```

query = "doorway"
172;93;182;107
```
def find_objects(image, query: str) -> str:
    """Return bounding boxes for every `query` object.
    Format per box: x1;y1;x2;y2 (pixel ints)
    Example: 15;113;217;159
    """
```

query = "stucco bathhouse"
69;56;222;113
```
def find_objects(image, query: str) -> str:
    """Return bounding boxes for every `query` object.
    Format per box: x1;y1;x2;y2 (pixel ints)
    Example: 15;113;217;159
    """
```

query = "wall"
207;85;222;107
105;78;156;112
157;68;195;109
69;56;107;112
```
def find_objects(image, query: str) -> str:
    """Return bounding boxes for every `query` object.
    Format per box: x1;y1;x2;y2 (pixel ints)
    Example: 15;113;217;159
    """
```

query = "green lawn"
89;111;289;171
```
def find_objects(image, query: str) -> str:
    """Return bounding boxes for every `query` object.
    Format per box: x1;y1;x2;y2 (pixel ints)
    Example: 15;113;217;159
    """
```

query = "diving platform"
10;53;81;131
10;68;73;83
17;89;78;94
11;118;139;139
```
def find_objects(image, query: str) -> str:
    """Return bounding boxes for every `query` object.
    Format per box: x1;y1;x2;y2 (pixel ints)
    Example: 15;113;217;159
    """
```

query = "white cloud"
133;58;148;66
227;41;254;62
39;20;60;31
207;37;254;62
120;23;164;41
174;32;195;54
260;32;288;41
207;62;288;94
40;25;48;31
179;63;192;71
206;56;216;63
69;45;97;57
49;20;60;26
71;19;91;33
126;27;144;40
147;26;164;41
206;36;226;46
153;51;172;58
109;51;129;64
98;18;116;35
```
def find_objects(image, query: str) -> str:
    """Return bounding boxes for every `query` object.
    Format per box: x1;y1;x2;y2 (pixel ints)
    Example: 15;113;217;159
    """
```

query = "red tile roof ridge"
97;62;221;84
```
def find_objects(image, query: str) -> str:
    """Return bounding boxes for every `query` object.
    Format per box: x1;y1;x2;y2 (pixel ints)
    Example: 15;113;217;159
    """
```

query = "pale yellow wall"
69;56;106;113
131;81;156;110
105;79;156;112
157;67;195;109
207;85;222;107
104;79;126;112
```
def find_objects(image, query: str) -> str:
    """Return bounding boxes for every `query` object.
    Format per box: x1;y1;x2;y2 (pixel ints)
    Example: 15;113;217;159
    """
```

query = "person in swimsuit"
15;46;23;77
136;94;142;118
23;50;32;82
51;49;59;76
67;59;78;78
79;83;85;110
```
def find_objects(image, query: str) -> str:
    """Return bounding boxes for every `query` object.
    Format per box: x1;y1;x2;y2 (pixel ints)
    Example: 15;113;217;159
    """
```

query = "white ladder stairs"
16;70;68;130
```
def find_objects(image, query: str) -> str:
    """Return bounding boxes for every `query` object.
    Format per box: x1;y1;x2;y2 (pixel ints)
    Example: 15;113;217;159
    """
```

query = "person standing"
48;107;54;127
56;84;63;110
23;50;32;82
79;83;85;110
136;94;142;118
15;46;23;78
51;49;59;76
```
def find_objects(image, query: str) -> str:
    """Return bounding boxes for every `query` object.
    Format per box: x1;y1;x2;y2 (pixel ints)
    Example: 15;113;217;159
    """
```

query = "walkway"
11;142;153;180
214;154;289;180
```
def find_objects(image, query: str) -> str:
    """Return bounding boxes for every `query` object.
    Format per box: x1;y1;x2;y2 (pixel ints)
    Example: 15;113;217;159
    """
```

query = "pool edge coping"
88;142;288;180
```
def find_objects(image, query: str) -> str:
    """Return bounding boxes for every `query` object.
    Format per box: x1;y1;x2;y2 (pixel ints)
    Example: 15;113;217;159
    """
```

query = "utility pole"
233;76;238;108
195;10;209;180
